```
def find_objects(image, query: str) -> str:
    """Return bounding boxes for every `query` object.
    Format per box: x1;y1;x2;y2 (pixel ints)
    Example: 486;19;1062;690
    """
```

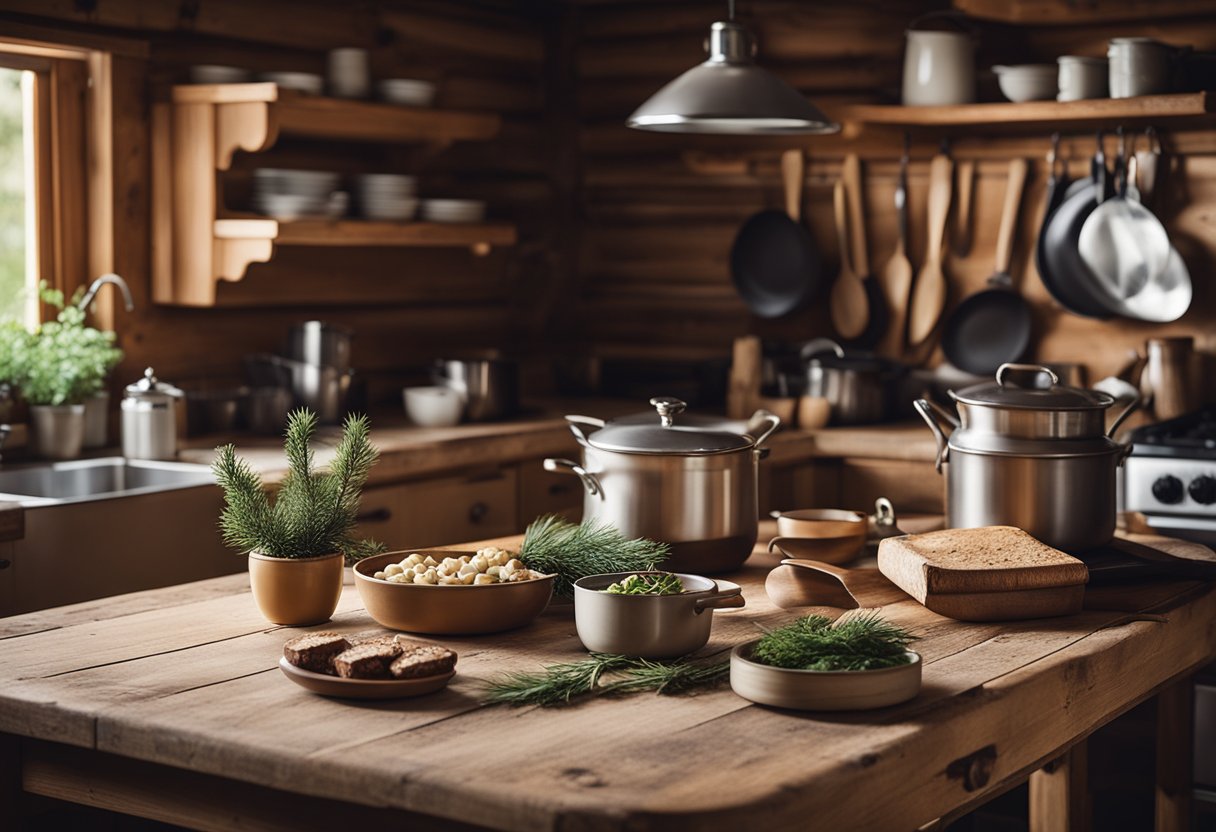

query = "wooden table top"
2;528;1213;831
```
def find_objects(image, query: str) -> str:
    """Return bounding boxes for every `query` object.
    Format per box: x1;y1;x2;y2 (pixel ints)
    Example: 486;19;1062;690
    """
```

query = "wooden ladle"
829;179;869;339
765;559;910;612
907;151;954;346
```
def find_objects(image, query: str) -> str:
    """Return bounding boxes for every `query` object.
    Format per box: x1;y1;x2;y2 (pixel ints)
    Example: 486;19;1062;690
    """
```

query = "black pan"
1041;178;1118;319
730;211;823;317
1034;138;1091;317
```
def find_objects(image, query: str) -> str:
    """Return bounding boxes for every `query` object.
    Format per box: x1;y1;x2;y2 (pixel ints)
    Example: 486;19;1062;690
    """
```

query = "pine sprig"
753;613;916;672
212;409;386;563
481;652;729;707
519;515;670;598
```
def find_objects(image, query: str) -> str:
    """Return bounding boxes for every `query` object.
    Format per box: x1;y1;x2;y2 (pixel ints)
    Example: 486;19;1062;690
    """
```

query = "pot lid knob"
649;396;687;428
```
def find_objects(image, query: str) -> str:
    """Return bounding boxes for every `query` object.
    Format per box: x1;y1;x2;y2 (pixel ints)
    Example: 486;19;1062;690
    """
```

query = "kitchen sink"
0;457;215;506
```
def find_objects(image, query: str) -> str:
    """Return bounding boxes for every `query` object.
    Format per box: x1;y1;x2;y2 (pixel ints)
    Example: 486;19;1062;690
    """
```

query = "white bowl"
190;65;252;84
420;199;487;223
355;174;418;197
253;169;342;199
993;64;1058;102
378;79;437;107
363;197;419;222
261;72;325;95
403;386;465;427
730;642;922;711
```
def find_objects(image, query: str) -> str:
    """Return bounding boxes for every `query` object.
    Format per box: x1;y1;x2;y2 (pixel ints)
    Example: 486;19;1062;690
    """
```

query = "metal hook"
902;131;911;164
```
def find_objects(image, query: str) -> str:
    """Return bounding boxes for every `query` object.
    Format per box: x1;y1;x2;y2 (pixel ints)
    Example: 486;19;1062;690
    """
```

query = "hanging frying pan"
941;158;1033;375
730;150;824;318
1034;133;1093;318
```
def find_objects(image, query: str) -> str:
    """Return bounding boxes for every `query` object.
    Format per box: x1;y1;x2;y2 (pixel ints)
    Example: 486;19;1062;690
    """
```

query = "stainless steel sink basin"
0;457;215;506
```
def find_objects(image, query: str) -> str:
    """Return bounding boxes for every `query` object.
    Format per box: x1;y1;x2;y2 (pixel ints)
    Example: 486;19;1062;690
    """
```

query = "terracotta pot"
247;551;344;625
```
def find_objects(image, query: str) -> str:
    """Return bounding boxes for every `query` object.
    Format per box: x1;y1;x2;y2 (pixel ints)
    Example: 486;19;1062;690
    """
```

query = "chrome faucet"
79;273;135;313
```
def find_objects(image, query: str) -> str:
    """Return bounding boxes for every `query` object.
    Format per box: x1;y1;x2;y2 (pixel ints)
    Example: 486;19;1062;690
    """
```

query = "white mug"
327;48;370;99
1057;56;1107;101
1108;38;1170;98
902;30;975;106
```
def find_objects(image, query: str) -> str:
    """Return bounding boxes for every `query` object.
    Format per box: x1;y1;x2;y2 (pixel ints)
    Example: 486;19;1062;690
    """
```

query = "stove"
1124;409;1216;541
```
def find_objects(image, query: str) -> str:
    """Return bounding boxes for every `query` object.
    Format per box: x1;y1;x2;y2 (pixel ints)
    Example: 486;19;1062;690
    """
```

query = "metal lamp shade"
627;21;839;135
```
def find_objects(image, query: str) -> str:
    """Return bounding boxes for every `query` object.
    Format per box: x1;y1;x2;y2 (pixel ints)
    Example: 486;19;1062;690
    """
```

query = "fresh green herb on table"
482;652;729;707
605;572;684;596
753;614;916;672
519;515;669;598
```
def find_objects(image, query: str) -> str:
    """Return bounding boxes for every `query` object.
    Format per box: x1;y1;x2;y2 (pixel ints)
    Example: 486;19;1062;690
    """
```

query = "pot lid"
577;397;754;455
125;367;182;399
952;363;1114;411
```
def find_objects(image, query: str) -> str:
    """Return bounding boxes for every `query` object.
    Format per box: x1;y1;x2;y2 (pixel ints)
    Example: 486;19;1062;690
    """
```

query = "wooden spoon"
829;179;868;339
907;151;954;346
781;148;802;221
878;146;914;356
765;559;910;611
954;159;975;256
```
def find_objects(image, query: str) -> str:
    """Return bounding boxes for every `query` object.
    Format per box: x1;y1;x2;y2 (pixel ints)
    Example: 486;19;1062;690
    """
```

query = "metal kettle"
122;367;182;460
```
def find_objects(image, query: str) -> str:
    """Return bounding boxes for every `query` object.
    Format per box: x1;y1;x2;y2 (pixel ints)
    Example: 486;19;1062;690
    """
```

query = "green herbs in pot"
604;572;683;596
519;515;669;598
753;613;916;672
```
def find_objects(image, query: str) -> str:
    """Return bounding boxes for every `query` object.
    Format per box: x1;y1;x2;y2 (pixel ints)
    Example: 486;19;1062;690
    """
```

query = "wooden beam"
1029;742;1091;832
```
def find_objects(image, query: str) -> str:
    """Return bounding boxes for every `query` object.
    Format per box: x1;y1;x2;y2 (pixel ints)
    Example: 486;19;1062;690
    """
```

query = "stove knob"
1152;475;1185;505
1189;475;1216;505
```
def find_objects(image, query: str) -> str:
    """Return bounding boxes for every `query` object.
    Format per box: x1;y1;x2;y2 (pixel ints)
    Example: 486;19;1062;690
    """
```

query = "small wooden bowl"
353;550;554;635
768;509;868;564
730;642;921;711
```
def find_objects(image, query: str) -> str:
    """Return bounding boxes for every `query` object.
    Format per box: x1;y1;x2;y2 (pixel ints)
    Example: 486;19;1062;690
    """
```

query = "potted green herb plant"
9;287;123;459
212;408;384;625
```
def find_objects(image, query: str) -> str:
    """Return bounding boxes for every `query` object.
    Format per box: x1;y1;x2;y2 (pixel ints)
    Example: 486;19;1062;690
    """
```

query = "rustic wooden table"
1;527;1212;832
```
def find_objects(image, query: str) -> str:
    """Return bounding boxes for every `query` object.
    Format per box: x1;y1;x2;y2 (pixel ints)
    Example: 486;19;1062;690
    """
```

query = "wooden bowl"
353;550;554;635
730;642;921;711
768;509;868;564
278;658;454;700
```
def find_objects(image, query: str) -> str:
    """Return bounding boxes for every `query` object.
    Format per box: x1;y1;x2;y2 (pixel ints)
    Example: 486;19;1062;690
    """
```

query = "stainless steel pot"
433;358;518;422
802;338;902;425
915;363;1137;551
247;354;352;423
544;397;780;574
286;321;352;371
573;572;745;658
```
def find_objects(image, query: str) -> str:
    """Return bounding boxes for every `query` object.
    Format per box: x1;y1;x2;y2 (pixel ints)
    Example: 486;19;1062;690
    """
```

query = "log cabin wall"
573;0;1216;385
0;0;564;403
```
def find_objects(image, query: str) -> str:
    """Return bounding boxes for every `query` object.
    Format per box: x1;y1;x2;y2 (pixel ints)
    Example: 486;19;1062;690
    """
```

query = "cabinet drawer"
396;468;519;548
518;459;583;527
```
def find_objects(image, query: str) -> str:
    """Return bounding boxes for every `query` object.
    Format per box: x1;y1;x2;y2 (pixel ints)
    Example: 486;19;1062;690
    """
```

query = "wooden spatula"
829;179;868;339
878;145;914;356
907;151;954;346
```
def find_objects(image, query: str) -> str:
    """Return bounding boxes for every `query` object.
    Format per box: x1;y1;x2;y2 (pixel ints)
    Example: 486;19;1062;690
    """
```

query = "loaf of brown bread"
390;644;457;679
333;641;403;679
283;632;350;674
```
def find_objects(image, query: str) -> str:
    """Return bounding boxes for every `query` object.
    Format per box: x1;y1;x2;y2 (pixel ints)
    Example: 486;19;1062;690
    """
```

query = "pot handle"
695;580;746;614
914;398;956;473
563;414;605;445
1105;392;1141;439
799;337;846;361
542;458;603;499
749;410;782;447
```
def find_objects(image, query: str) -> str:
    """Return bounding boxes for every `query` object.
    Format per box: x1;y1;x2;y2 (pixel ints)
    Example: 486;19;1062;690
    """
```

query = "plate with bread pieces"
279;631;456;699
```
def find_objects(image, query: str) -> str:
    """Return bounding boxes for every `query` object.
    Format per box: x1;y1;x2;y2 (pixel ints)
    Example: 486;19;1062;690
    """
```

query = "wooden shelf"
841;92;1215;132
152;84;512;307
953;0;1214;25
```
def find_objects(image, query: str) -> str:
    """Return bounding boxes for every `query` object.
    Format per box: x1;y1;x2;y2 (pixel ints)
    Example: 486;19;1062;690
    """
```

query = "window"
0;65;33;325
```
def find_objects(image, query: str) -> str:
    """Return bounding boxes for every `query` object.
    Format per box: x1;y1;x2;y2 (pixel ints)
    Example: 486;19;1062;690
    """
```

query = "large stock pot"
544;397;780;574
915;363;1137;551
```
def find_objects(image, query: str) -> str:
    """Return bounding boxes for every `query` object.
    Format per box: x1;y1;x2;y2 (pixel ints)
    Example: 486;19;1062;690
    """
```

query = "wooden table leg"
1156;678;1194;832
1029;740;1091;832
1;733;21;828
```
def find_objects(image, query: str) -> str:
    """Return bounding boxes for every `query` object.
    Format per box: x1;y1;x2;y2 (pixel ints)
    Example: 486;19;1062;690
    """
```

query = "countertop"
176;398;939;485
1;527;1212;830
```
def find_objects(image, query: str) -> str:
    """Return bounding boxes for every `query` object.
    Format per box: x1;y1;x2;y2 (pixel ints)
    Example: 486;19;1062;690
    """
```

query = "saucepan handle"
1106;392;1141;439
695;580;746;613
749;411;782;447
914;398;957;473
542;458;603;499
563;414;605;445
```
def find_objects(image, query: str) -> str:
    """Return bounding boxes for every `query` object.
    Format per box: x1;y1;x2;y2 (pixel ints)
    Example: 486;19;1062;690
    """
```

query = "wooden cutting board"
877;526;1089;622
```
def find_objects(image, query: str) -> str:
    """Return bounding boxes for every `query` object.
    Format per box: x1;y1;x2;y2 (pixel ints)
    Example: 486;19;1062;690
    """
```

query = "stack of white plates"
420;199;486;224
356;173;419;221
377;79;437;107
253;168;342;219
260;72;324;95
190;65;252;84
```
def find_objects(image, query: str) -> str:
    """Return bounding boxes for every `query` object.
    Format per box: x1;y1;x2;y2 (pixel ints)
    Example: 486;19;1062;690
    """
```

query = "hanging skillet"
730;150;824;318
1034;133;1095;318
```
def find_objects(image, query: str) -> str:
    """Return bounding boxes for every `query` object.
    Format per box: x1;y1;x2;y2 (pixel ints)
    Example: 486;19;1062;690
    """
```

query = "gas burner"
1129;409;1216;458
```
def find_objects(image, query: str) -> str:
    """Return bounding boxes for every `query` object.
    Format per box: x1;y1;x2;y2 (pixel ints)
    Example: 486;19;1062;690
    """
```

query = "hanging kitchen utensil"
941;158;1033;376
879;137;915;356
1079;152;1172;303
954;158;975;256
729;150;823;318
1035;133;1099;318
907;148;953;346
841;153;889;350
829;178;869;338
1135;126;1162;208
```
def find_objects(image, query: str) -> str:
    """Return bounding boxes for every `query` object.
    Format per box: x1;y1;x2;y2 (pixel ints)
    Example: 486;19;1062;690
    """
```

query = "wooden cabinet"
357;467;519;551
517;459;583;526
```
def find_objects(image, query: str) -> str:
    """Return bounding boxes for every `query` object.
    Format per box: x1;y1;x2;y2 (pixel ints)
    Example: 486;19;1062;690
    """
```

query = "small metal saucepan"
573;572;745;659
802;338;903;425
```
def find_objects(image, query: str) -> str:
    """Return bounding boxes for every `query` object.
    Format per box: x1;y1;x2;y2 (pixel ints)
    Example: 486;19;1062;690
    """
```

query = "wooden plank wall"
0;0;563;403
573;0;1216;383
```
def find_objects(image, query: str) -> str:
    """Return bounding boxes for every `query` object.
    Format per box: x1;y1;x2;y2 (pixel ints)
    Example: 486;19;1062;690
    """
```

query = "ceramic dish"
378;79;438;107
768;508;867;564
190;64;251;84
420;199;487;223
730;642;921;711
279;658;454;699
354;550;554;634
993;64;1057;102
403;385;464;427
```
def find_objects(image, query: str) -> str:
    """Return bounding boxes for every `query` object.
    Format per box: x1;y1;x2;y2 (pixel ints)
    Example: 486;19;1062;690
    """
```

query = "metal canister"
122;367;182;460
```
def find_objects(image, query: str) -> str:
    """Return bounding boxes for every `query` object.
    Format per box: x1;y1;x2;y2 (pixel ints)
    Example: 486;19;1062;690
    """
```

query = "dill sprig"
605;572;683;596
519;515;669;598
481;653;729;707
753;613;917;672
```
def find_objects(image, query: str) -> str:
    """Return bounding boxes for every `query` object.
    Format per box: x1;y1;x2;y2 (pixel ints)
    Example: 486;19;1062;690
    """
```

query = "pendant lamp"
626;2;839;135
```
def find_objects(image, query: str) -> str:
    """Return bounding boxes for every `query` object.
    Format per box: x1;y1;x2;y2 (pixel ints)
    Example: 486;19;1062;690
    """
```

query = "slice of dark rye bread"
282;632;351;674
333;641;404;679
390;644;457;679
878;526;1089;599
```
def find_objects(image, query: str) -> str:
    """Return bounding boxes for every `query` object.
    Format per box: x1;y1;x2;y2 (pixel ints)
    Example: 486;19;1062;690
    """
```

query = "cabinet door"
355;484;415;551
518;458;583;527
396;468;519;548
